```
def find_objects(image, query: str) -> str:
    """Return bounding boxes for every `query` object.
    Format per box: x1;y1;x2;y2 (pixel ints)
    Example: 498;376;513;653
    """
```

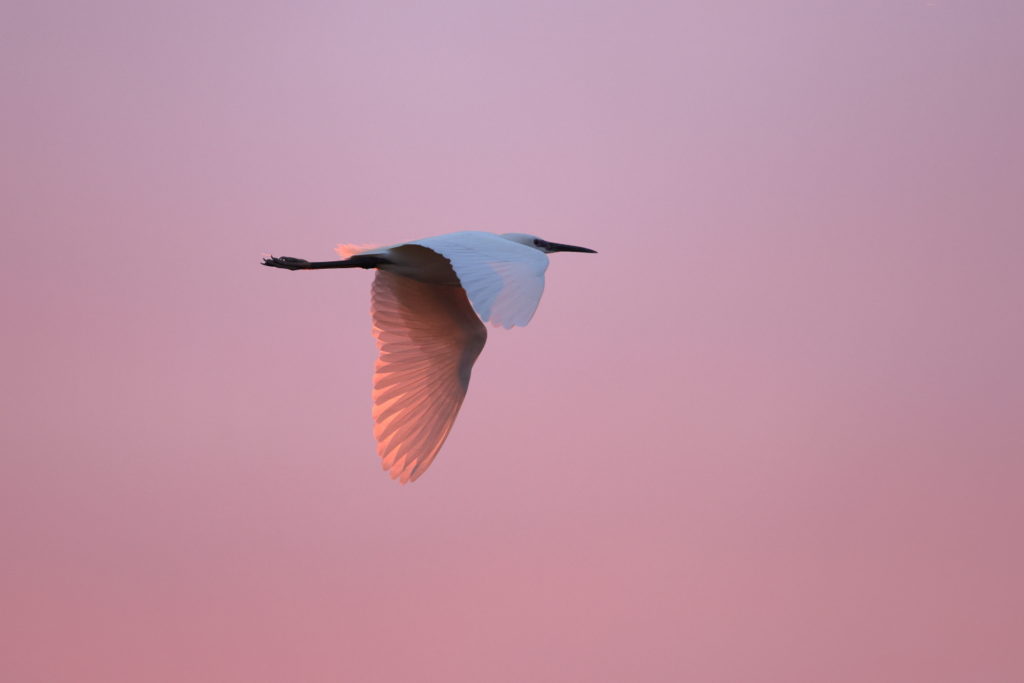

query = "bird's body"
263;231;595;483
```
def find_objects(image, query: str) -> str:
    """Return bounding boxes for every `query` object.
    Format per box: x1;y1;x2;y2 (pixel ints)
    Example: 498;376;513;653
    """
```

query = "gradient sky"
2;1;1023;681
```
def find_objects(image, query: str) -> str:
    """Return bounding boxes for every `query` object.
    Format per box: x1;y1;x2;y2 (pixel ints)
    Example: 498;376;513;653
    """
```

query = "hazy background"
3;1;1022;681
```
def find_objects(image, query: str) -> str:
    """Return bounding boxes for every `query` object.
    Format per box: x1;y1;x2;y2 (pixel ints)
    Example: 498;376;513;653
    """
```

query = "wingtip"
383;456;415;484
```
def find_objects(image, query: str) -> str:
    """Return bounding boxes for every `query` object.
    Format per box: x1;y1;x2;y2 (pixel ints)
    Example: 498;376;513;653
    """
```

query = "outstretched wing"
370;269;487;483
409;232;549;329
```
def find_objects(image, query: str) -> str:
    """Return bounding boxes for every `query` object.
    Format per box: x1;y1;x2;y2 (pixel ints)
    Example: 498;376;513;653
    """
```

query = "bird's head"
501;233;597;254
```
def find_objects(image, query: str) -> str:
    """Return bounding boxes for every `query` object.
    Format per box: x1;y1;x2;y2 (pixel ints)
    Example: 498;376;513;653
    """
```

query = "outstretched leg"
262;254;392;271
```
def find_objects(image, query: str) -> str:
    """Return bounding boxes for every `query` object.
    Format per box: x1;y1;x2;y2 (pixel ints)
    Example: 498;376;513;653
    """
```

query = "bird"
262;231;596;483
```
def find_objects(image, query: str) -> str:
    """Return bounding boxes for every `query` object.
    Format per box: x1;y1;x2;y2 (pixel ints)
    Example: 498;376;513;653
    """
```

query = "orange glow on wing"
335;243;380;259
370;269;487;483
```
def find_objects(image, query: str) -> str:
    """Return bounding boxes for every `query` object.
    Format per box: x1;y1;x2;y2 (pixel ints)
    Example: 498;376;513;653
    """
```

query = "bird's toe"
262;256;311;270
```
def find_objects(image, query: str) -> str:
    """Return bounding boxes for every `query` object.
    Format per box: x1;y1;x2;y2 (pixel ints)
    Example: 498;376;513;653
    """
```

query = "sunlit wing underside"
370;269;487;483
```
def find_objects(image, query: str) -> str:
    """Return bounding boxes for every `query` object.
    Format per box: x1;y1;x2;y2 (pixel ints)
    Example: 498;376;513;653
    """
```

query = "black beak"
547;241;597;254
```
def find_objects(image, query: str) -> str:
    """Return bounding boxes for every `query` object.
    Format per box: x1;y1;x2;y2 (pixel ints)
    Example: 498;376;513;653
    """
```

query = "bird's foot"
262;256;311;271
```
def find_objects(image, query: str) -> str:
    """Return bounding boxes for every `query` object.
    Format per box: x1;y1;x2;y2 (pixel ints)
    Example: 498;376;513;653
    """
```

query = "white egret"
263;231;596;483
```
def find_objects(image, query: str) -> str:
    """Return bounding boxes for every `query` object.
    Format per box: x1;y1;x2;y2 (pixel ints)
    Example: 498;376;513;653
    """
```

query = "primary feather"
370;266;486;483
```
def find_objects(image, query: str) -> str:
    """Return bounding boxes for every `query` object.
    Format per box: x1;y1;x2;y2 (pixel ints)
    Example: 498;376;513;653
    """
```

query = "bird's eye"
533;238;547;248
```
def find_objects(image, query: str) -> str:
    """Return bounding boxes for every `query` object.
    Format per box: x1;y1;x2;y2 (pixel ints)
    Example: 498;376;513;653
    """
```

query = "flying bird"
262;231;596;483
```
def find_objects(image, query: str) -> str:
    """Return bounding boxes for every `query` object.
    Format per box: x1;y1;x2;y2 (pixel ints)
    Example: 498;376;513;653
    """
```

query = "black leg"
262;254;392;270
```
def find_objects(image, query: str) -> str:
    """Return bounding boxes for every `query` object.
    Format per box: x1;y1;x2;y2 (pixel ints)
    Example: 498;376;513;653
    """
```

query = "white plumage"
403;232;550;328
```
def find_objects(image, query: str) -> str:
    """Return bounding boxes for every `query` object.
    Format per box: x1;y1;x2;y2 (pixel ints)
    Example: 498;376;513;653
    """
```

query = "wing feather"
370;269;487;483
407;232;549;328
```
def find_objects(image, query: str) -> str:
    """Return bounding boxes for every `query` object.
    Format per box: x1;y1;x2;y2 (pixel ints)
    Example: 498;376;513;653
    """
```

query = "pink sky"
2;1;1022;681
